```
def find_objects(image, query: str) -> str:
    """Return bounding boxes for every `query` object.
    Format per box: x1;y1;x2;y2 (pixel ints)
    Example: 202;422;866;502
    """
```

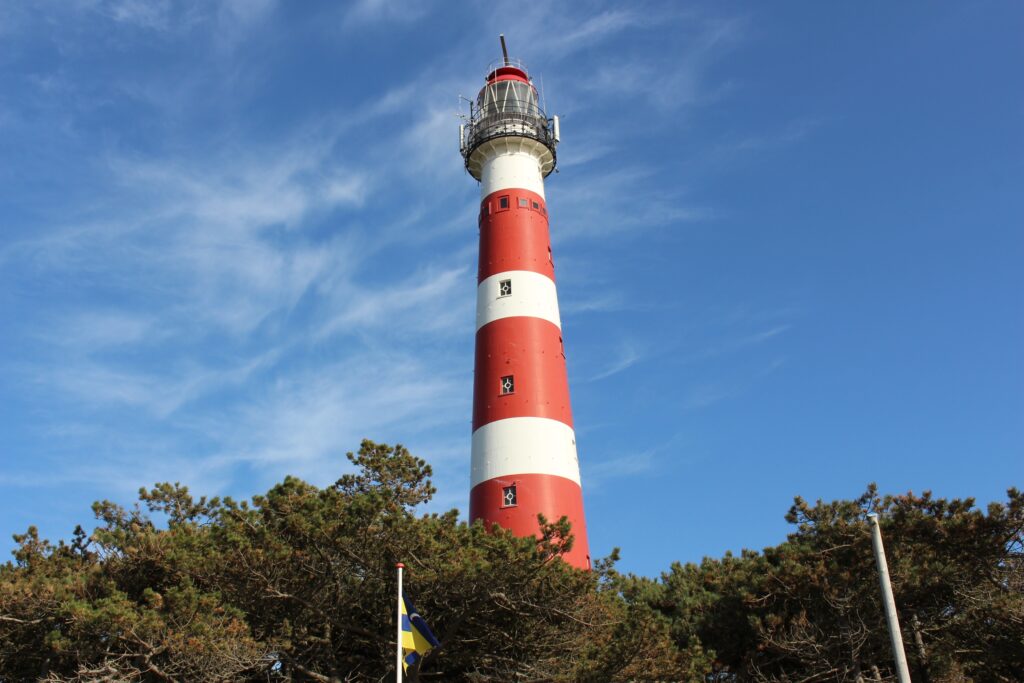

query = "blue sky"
1;1;1021;577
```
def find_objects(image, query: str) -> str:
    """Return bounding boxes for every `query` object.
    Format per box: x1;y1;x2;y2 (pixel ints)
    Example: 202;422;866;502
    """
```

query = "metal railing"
484;57;530;77
460;99;557;162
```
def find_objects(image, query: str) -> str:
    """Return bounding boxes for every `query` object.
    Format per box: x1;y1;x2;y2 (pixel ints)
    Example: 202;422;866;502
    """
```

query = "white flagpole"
396;562;404;683
868;514;911;683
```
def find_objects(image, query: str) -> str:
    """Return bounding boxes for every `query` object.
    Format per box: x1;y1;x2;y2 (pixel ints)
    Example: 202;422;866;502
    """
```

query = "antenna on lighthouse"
499;34;510;66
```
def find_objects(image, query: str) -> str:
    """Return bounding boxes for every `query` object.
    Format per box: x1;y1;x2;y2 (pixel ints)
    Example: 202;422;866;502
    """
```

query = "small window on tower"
548;245;553;266
518;197;528;208
498;196;510;210
500;375;515;395
532;200;540;210
502;485;517;507
498;279;512;297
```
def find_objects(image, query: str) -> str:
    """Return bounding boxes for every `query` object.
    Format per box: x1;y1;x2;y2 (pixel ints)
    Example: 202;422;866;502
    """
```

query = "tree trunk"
909;612;931;683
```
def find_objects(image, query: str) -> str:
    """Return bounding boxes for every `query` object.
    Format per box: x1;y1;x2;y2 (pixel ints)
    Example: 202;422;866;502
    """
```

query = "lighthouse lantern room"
460;36;590;570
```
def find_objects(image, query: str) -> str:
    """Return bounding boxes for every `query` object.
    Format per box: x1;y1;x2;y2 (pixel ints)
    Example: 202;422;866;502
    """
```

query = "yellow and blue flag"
400;593;439;672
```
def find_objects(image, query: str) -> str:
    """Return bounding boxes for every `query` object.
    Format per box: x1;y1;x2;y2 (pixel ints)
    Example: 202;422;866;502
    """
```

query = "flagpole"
868;514;911;683
396;562;404;683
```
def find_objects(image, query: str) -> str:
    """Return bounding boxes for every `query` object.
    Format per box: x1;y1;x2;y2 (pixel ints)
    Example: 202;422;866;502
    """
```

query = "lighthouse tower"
460;37;590;570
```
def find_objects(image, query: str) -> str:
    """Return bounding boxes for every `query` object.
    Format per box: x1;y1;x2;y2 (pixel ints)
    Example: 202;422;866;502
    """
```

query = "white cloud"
560;291;627;315
0;1;757;530
553;165;712;241
69;0;277;35
30;349;277;419
218;0;276;27
589;342;642;381
1;67;486;505
200;350;468;491
585;450;654;484
41;310;158;350
342;0;430;28
317;264;471;340
580;432;692;490
543;9;648;58
103;0;172;30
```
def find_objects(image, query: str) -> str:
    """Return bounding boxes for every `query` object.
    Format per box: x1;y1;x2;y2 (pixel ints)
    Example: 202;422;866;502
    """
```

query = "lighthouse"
460;36;590;570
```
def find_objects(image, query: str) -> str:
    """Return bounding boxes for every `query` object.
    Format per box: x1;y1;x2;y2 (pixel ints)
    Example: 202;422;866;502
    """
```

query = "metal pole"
396;563;404;683
868;514;911;683
499;34;510;66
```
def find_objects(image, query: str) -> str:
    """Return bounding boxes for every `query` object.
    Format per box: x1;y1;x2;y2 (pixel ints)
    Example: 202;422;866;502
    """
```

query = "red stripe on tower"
460;37;589;570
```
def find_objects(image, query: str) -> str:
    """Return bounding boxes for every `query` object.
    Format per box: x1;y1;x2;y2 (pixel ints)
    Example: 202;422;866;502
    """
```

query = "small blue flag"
400;593;439;672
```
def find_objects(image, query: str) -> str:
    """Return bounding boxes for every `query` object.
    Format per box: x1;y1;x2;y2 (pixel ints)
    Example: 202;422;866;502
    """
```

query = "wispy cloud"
682;382;737;410
554;166;712;240
98;0;173;31
25;349;279;419
316;264;472;340
585;450;655;485
678;323;793;366
0;1;759;542
341;0;430;28
582;432;691;490
707;118;821;167
0;60;487;510
39;310;160;350
218;0;277;28
542;9;649;58
560;291;628;316
590;342;642;381
221;354;463;468
75;0;278;34
681;357;787;411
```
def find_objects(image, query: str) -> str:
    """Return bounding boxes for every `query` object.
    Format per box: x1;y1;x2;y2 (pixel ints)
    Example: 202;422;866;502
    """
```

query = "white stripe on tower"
480;147;546;198
476;270;562;330
471;417;580;488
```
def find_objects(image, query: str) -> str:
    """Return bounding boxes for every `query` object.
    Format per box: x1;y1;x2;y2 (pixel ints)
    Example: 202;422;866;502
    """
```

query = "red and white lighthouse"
460;37;590;570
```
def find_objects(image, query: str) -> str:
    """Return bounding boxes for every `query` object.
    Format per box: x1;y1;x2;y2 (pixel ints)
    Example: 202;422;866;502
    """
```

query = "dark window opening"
500;375;514;395
532;201;540;210
498;196;509;210
559;336;565;358
499;279;512;297
502;485;517;507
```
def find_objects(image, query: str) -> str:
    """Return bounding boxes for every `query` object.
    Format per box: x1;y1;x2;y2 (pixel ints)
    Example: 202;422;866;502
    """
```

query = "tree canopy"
1;441;1021;682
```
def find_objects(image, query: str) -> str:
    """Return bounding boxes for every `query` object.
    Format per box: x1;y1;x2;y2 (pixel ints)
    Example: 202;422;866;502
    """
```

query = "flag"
400;593;439;673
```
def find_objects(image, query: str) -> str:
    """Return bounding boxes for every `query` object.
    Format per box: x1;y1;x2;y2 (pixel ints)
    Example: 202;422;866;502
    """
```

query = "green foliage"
0;440;683;682
634;484;1024;682
2;445;1021;682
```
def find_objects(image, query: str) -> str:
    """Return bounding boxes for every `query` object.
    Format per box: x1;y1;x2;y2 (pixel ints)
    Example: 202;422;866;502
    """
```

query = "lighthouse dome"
477;66;539;117
461;59;558;181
